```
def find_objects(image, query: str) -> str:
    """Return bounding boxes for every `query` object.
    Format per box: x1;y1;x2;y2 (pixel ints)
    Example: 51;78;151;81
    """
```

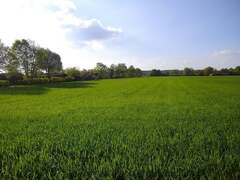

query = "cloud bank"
0;0;122;68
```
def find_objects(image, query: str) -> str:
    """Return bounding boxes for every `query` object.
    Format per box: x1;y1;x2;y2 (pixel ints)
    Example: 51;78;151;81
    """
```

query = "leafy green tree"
94;62;110;79
11;39;37;78
110;64;141;78
36;48;48;74
183;67;195;76
0;40;21;80
234;66;240;75
194;69;204;76
6;71;23;84
36;48;62;77
218;68;231;75
135;68;142;77
0;40;8;72
167;69;183;76
80;69;97;80
127;65;137;77
109;64;116;78
203;66;215;76
150;69;162;76
4;49;20;74
114;63;128;78
64;67;81;80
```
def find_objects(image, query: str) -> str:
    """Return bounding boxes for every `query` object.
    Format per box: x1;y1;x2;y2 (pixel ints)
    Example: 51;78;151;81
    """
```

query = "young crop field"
0;76;239;179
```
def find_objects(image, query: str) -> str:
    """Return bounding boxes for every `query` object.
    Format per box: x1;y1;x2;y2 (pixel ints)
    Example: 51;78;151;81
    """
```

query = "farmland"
0;76;240;179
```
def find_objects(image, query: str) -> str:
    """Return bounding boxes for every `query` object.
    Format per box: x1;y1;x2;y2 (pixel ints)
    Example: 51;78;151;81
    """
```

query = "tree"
127;65;137;77
36;48;62;77
234;66;240;75
194;69;204;76
0;40;8;72
218;68;230;75
135;68;142;77
79;69;97;80
203;66;215;76
36;48;49;75
0;40;21;78
64;67;81;80
94;62;109;79
183;67;195;76
115;63;128;78
109;64;116;78
150;69;162;76
4;49;20;75
11;39;37;78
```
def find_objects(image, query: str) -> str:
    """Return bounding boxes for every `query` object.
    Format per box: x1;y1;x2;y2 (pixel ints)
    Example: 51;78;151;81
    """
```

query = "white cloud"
209;49;240;68
65;19;122;41
212;49;240;57
0;0;122;68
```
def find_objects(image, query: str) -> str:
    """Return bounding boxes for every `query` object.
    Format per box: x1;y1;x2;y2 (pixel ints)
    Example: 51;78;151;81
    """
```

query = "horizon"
0;0;240;70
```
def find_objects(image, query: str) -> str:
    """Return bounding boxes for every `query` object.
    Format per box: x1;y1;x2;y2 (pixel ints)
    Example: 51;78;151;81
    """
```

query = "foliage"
183;67;195;76
203;66;215;76
127;66;142;77
0;80;9;86
1;38;240;86
0;40;8;71
64;67;81;80
0;73;7;80
11;39;37;78
0;77;239;179
50;77;65;82
16;78;50;85
80;69;97;80
6;72;23;84
150;69;162;76
109;63;129;78
150;66;240;76
15;77;67;85
0;39;63;84
36;48;62;77
94;62;110;79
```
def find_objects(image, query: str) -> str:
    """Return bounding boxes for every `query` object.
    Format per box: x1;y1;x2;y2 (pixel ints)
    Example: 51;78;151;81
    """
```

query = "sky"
0;0;240;70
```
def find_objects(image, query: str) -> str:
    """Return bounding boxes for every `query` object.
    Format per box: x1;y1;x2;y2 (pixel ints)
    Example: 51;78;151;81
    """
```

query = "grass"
0;76;240;179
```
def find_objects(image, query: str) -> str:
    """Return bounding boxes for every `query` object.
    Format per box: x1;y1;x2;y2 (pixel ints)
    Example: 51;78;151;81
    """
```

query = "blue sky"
0;0;240;69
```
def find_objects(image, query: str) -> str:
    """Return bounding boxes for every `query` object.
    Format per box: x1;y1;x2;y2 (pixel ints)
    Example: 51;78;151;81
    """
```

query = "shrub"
15;77;68;85
0;74;7;80
0;80;10;86
65;76;75;82
150;69;162;76
16;78;50;85
7;73;24;84
50;77;65;83
64;68;81;80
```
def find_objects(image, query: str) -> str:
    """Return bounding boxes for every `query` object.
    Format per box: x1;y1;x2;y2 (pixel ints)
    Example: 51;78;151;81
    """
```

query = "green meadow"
0;76;240;179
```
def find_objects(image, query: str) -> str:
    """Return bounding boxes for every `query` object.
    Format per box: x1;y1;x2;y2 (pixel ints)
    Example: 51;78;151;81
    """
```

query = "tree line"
150;66;240;76
0;39;143;85
64;63;142;81
1;38;240;86
0;39;62;83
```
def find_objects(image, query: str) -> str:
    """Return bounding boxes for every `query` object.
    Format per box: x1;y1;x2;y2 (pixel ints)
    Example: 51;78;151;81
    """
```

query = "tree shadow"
0;81;97;95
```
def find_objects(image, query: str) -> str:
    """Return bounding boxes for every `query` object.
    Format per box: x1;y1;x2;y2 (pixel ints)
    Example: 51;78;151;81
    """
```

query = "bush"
0;74;7;80
64;67;81;80
65;76;75;82
7;73;24;84
14;77;68;85
150;69;162;76
50;77;66;83
0;80;10;86
16;78;50;85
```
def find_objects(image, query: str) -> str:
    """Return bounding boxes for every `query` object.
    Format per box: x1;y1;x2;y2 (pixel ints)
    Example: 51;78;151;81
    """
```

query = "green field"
0;76;240;179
